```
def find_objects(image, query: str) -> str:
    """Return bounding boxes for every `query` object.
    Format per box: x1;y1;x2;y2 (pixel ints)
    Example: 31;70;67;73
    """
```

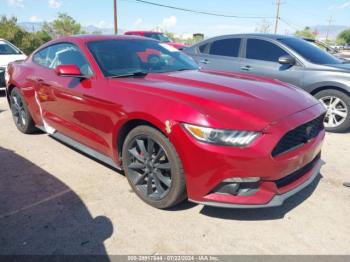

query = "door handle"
241;65;251;71
199;59;210;64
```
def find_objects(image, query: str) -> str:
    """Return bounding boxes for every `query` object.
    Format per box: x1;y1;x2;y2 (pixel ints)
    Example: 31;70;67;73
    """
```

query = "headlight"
4;68;9;84
183;123;261;146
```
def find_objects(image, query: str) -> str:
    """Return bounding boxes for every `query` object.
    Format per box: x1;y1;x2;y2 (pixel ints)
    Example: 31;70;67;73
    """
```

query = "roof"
125;31;162;34
212;33;293;39
41;34;156;47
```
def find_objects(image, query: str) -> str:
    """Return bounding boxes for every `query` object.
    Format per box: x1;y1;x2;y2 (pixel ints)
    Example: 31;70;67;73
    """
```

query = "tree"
255;19;272;33
336;28;350;45
0;15;52;54
43;13;84;38
294;26;316;39
0;16;26;47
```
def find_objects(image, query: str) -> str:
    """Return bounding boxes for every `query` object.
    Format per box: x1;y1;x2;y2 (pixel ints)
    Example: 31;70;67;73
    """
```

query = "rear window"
209;38;241;57
246;39;288;62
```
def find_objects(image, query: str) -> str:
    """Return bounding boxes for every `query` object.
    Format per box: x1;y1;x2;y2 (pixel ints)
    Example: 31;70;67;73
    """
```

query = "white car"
0;39;27;90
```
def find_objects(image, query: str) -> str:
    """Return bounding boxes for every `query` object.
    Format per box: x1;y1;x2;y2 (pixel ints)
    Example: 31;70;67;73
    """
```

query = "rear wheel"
122;125;186;209
10;88;37;134
315;89;350;133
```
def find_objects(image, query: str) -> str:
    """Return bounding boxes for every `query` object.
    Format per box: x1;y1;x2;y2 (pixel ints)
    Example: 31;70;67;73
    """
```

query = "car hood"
334;53;350;61
322;62;350;72
0;54;27;68
114;70;319;130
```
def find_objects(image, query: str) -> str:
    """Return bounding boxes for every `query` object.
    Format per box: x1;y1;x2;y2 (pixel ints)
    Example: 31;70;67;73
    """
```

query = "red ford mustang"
6;35;326;209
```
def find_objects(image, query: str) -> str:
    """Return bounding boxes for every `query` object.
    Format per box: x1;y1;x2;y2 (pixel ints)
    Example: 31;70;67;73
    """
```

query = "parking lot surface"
0;94;350;255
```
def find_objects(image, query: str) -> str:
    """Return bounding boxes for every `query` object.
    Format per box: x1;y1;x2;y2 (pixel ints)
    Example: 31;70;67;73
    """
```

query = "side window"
246;39;288;62
198;43;209;54
33;47;50;67
209;38;241;57
35;43;93;76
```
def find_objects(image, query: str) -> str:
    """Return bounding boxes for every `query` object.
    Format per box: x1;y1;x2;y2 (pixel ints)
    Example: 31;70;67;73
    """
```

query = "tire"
315;89;350;133
10;87;37;134
122;125;186;209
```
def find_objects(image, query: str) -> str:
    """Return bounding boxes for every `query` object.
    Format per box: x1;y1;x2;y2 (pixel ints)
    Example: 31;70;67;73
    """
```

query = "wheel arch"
6;84;16;106
310;85;350;96
115;117;167;165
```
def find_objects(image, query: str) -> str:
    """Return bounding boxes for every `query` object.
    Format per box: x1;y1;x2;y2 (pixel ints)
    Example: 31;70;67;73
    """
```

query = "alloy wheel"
11;92;27;129
126;136;172;200
319;96;348;128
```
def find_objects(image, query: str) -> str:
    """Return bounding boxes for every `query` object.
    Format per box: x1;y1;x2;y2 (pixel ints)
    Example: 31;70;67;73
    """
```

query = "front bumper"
169;103;326;208
190;159;321;208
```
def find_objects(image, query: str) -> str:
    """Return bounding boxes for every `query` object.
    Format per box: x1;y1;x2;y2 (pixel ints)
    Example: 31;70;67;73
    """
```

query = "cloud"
7;0;24;8
48;0;62;8
159;16;177;30
29;16;41;22
328;1;350;10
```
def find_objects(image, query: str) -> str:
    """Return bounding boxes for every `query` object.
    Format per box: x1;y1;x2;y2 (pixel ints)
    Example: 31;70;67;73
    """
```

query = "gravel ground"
0;93;350;255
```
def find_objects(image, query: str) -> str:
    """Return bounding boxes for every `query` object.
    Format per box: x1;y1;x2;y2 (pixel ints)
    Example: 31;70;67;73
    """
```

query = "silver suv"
184;34;350;132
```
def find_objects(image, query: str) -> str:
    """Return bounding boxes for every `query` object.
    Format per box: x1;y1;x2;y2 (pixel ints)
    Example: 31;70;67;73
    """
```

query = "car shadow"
0;146;113;258
199;174;322;221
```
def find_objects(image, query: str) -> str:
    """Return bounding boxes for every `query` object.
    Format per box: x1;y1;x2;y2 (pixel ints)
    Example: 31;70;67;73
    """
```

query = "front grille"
272;115;324;157
0;68;5;87
275;154;320;188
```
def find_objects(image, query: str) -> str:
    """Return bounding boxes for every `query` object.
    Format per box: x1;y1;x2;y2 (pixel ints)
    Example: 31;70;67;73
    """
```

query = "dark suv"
184;34;350;132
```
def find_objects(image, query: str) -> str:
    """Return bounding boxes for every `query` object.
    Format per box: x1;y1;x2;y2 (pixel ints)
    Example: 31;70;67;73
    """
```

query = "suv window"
0;41;21;55
198;43;209;53
246;39;288;62
33;43;93;75
209;38;241;57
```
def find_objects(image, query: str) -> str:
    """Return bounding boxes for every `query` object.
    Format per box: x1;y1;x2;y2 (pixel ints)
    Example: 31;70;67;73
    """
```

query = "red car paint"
125;31;186;50
6;35;326;208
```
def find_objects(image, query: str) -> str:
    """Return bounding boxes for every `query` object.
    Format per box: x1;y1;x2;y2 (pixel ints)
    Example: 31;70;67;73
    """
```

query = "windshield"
0;41;21;55
279;38;342;65
87;39;198;77
308;40;337;54
144;33;171;43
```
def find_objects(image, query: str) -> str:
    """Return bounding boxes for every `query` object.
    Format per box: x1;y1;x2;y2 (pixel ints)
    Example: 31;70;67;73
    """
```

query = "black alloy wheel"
10;88;37;134
122;125;186;209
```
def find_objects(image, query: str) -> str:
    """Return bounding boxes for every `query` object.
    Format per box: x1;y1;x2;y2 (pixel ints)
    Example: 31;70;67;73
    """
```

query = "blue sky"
2;0;350;37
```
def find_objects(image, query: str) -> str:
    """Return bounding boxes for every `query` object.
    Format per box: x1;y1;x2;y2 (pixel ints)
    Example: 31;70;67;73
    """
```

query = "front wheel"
122;125;186;209
315;89;350;133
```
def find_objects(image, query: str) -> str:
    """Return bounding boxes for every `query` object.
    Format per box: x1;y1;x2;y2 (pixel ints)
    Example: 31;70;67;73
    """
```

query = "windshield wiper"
108;71;148;78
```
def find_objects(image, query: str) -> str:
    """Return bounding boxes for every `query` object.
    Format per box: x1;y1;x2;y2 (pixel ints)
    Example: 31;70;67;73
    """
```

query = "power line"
124;0;274;19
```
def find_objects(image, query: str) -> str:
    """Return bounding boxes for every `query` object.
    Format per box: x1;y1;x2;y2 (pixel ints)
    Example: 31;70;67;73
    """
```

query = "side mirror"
55;64;86;78
278;55;296;66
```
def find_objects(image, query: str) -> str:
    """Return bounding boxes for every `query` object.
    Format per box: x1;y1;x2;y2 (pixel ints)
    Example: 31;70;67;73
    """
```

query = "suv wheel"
122;125;186;209
315;89;350;133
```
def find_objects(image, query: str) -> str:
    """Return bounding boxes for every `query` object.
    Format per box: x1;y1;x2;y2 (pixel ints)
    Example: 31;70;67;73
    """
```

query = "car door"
193;37;243;72
32;43;111;156
241;37;304;87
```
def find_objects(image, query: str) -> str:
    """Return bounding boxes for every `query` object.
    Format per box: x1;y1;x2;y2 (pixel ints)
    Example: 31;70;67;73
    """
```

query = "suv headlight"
183;123;261;146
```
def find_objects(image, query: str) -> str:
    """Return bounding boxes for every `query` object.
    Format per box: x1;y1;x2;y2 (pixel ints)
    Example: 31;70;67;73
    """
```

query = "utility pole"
325;16;333;42
114;0;118;34
274;0;281;34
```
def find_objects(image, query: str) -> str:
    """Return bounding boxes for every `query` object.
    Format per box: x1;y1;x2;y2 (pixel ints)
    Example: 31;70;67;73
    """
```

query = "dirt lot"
0;93;350;255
